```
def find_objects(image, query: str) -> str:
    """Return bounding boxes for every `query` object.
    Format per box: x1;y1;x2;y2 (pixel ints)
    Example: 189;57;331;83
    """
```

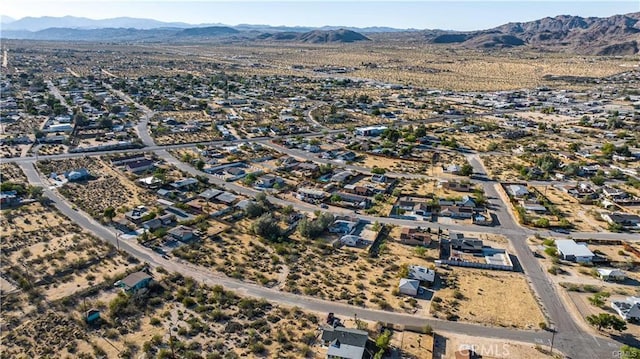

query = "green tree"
586;313;627;332
602;142;616;157
371;167;386;175
251;214;282;242
375;330;392;353
243;173;257;185
460;163;474;177
195;160;205;170
244;202;265;218
587;292;610;308
103;207;116;222
255;192;267;203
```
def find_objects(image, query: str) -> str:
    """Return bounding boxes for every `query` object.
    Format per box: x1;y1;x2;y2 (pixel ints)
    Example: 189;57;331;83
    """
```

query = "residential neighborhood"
1;9;640;359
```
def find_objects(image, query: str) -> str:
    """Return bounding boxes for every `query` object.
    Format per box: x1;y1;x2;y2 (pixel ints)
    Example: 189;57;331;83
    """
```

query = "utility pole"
115;232;120;251
549;328;556;356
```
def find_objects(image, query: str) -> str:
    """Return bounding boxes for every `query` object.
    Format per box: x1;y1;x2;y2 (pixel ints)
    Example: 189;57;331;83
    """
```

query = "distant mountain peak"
260;28;370;43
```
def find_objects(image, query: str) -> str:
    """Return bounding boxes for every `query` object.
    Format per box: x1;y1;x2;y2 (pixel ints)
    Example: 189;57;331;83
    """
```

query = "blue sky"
2;1;639;30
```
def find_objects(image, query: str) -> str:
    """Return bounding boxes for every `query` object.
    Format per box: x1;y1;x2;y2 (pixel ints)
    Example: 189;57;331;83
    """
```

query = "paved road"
18;160;561;351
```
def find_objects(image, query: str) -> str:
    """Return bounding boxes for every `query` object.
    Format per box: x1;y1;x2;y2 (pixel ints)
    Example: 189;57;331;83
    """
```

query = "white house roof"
399;278;420;291
555;239;594;258
612;299;640;320
409;265;435;282
597;268;625;277
508;184;529;197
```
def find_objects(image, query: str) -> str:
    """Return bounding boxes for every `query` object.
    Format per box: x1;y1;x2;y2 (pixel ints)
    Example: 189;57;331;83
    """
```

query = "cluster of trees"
297;212;334;239
535;154;561;174
0;182;43;199
602;142;632;159
251;213;283;242
244;192;271;219
586;313;626;332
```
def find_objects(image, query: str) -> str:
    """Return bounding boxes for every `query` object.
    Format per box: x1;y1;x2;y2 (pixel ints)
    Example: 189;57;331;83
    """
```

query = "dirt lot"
533;185;602;232
172;218;284;286
38;157;155;218
432;267;545;330
441;332;550;359
391;330;435;359
1;268;323;359
151;111;222;145
1;202;138;300
482;153;531;182
0;163;27;182
283;233;439;314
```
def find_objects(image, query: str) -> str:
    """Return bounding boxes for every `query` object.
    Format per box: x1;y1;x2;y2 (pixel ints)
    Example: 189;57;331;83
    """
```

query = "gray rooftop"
321;326;368;348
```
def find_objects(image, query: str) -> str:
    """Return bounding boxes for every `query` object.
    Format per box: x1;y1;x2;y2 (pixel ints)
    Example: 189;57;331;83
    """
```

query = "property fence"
435;251;514;271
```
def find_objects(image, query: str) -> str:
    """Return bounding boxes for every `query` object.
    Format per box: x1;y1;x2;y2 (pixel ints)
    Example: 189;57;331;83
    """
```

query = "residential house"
111;154;148;166
125;158;155;173
408;265;435;283
292;162;319;177
602;186;628;200
370;174;387;183
555;239;595;263
142;218;162;231
158;213;175;225
398;278;420;296
335;192;372;209
297;188;328;202
329;218;359;235
170;177;199;191
399;228;432;246
611;297;640;321
441;180;471;192
255;174;284;189
343;185;371;197
355;125;387;136
339;235;364;247
65;168;90;182
199;188;223;201
331;171;354;183
397;196;432;215
168;225;194;242
125;206;149;224
226;167;246;177
472;212;493;225
579;165;600;177
450;233;483;253
337;151;357;162
215;191;238;205
321;326;370;359
115;271;153;294
520;200;547;213
445;164;461;174
506;184;529;198
138;176;162;188
597;268;626;282
601;213;640;229
0;191;20;207
413;203;433;217
440;206;474;219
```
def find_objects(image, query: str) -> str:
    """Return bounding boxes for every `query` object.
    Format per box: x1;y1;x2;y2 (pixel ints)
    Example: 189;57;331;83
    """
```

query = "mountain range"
1;13;639;55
